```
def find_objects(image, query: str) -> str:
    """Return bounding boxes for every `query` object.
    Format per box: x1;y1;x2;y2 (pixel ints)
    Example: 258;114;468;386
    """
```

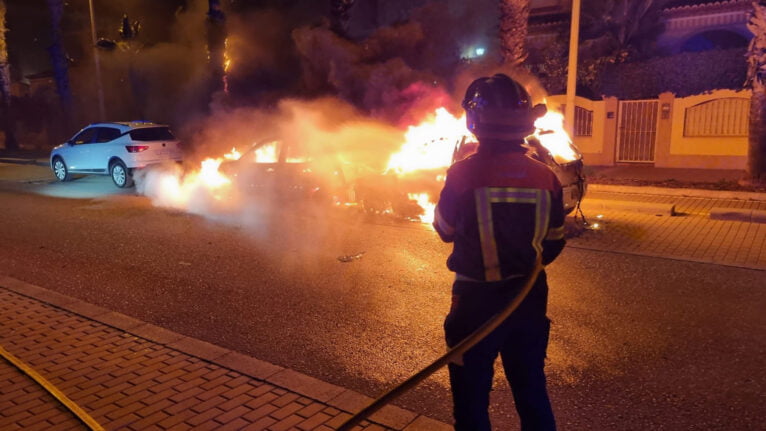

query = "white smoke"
133;97;408;237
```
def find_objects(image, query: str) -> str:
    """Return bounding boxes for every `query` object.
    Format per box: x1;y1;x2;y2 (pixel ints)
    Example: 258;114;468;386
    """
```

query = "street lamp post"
88;0;105;120
565;0;581;136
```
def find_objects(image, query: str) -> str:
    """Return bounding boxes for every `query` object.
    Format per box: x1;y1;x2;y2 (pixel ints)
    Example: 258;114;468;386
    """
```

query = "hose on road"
0;344;105;431
336;258;544;431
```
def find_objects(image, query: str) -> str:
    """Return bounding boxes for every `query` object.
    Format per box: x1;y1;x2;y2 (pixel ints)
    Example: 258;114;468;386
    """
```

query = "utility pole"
565;0;581;136
88;0;105;120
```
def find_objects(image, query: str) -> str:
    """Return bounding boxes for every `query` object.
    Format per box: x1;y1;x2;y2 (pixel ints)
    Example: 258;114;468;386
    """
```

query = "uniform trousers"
444;271;556;431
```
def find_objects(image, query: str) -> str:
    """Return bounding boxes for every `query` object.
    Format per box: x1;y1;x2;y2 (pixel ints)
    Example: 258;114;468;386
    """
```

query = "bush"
537;48;747;99
599;48;747;98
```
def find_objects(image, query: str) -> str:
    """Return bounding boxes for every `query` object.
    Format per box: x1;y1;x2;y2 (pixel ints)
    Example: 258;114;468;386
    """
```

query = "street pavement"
1;156;765;430
572;185;766;271
1;276;444;431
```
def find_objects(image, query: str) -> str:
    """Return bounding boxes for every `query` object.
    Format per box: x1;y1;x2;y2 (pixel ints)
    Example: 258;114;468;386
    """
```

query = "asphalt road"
0;167;764;430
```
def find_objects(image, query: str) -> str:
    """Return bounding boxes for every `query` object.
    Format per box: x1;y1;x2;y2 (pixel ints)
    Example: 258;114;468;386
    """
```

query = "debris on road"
338;252;365;263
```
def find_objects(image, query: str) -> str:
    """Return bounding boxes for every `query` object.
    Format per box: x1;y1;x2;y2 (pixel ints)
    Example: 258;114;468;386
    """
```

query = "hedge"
539;47;747;99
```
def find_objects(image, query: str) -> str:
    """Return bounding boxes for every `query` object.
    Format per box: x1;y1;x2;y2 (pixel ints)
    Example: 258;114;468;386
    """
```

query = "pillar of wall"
654;92;675;167
597;96;619;166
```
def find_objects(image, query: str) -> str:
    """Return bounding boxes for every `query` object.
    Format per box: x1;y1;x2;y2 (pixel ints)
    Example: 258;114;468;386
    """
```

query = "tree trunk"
746;80;766;184
745;2;766;185
499;0;529;65
330;0;355;39
207;0;226;97
46;0;72;134
0;0;17;150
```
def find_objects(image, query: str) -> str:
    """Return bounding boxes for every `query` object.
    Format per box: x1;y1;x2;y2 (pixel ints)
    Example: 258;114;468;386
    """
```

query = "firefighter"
433;73;565;431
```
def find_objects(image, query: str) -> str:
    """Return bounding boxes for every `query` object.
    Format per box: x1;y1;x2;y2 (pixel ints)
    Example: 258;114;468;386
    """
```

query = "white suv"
50;121;183;187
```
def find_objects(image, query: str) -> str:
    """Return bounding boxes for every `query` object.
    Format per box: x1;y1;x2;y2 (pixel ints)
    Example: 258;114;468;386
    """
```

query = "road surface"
0;165;763;430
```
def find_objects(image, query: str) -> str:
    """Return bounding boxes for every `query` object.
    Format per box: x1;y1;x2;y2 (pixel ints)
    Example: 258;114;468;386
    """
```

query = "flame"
386;108;468;175
384;108;467;224
199;158;231;189
533;111;579;164
253;141;279;163
223;38;232;73
223;147;241;160
139;149;237;211
385;107;580;224
223;38;231;94
408;193;435;224
139;107;580;227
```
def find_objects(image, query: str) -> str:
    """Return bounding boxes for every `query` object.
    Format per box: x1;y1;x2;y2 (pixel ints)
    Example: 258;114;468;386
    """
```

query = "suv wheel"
52;157;72;182
110;161;134;188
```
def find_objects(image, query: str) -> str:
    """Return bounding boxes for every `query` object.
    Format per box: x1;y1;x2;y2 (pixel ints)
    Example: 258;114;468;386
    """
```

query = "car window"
245;140;280;163
283;141;309;163
95;127;121;143
72;128;97;145
128;127;175;141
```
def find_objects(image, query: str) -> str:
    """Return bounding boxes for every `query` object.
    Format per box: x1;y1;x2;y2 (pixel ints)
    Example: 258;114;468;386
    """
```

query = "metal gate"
617;100;659;162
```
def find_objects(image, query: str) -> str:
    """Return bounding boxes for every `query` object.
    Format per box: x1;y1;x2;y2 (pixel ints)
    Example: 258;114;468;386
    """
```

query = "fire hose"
0;344;104;431
337;257;545;431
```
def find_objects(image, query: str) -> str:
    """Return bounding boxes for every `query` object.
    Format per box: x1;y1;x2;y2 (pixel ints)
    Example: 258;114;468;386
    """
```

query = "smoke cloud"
133;96;410;238
128;1;554;239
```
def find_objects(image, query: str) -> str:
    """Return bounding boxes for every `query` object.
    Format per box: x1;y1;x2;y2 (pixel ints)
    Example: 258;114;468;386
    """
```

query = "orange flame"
198;158;230;189
223;147;241;160
254;141;278;163
386;107;579;223
140;108;578;226
408;193;435;224
139;150;238;210
533;111;579;164
386;108;468;175
223;38;232;73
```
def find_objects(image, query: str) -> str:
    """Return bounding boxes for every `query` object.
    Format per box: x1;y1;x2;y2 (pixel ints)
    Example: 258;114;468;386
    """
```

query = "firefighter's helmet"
462;73;545;141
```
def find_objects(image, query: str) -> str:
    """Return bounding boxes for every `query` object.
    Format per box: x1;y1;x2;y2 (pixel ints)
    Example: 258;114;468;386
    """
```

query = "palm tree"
572;0;667;96
745;2;766;184
46;0;72;131
0;0;17;150
580;0;667;62
499;0;529;66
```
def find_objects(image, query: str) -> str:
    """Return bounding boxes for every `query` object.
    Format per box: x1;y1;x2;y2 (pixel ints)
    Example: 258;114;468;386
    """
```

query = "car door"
92;127;123;171
64;128;98;171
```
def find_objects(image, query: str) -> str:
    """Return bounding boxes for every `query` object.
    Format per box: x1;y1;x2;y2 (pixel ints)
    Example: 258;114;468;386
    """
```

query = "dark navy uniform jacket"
433;149;566;282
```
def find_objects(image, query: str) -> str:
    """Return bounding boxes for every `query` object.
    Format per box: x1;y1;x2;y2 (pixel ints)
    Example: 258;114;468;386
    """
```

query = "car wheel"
110;161;134;188
52;157;71;182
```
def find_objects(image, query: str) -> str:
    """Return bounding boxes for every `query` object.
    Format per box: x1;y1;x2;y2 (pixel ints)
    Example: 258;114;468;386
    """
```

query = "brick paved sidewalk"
569;193;766;271
587;187;766;214
0;278;449;431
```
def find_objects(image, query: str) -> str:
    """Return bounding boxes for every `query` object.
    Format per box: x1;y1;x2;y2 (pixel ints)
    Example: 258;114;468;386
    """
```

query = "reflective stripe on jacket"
433;150;566;282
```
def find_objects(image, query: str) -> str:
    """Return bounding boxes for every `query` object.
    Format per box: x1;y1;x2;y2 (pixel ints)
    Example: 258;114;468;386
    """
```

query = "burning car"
136;107;584;225
218;139;352;206
356;108;587;222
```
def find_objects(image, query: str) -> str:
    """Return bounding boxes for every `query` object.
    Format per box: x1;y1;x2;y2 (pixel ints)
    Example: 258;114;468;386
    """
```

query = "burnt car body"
219;127;585;220
219;139;351;205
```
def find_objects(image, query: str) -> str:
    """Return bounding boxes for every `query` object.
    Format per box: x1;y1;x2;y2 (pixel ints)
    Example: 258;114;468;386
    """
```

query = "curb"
589;184;766;201
0;158;49;167
581;198;676;216
709;207;766;224
0;274;451;431
565;244;766;272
